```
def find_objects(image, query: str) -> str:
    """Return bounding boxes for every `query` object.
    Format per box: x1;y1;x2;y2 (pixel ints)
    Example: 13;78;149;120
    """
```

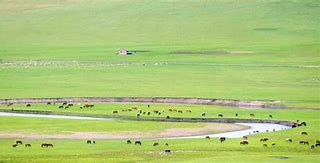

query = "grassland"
0;104;319;162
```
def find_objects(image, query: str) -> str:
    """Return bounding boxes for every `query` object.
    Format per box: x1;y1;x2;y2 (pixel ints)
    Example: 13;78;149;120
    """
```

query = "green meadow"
0;0;319;162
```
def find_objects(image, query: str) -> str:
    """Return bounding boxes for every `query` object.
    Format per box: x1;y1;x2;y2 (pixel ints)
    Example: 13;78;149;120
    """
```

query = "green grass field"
0;0;319;162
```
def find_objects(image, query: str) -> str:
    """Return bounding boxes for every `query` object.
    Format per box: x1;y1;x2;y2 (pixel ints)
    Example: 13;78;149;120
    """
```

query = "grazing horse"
205;136;210;139
250;113;255;117
218;114;223;117
12;144;18;148
135;141;142;145
220;137;226;143
301;132;308;135
16;140;23;145
300;122;307;126
25;144;31;147
26;104;31;107
127;140;131;144
165;149;171;153
240;141;248;145
41;143;54;148
87;140;92;144
201;113;206;116
153;142;159;146
260;138;269;142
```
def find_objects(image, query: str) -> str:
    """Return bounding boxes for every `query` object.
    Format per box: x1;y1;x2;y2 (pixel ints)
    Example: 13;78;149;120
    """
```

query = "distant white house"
118;48;128;55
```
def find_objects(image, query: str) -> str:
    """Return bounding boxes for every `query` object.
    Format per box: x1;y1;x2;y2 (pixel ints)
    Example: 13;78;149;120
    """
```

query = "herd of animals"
4;102;320;152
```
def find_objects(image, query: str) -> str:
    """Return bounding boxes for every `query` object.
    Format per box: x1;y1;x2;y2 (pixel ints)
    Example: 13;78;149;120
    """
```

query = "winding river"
0;112;291;139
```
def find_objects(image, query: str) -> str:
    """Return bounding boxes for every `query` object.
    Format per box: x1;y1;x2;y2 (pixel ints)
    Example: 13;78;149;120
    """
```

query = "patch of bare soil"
0;123;248;139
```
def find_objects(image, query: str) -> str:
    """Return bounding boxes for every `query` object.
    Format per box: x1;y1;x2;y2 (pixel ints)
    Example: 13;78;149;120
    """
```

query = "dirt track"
0;97;282;108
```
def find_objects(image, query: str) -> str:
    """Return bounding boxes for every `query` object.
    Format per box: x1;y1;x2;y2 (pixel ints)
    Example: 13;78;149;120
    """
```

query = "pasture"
0;0;319;162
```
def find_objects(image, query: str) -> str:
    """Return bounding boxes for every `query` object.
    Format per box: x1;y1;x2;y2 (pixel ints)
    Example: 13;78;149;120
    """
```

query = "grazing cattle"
87;140;92;144
273;129;276;132
25;144;31;147
153;110;159;114
16;140;23;145
299;141;309;145
165;143;169;146
250;113;255;117
153;142;159;146
58;105;64;109
186;110;192;113
147;105;150;108
169;109;173;112
12;144;18;147
166;116;170;119
315;143;320;147
272;143;276;146
158;112;161;115
165;149;171;153
260;138;269;142
235;113;238;117
301;132;308;135
112;110;118;114
311;145;315;149
286;138;293;142
205;136;210;139
64;106;69;109
7;103;13;107
47;102;51;105
263;144;268;147
131;107;138;110
93;141;96;144
147;112;151;115
137;114;140;117
26;104;31;107
243;136;248;140
269;115;273;118
173;109;177;112
67;103;73;107
178;110;183;113
240;141;248;145
135;141;142;145
122;109;127;112
201;113;206;116
127;140;131;144
128;109;132;112
218;114;223;117
62;102;67;105
220;137;226;143
139;110;142;114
